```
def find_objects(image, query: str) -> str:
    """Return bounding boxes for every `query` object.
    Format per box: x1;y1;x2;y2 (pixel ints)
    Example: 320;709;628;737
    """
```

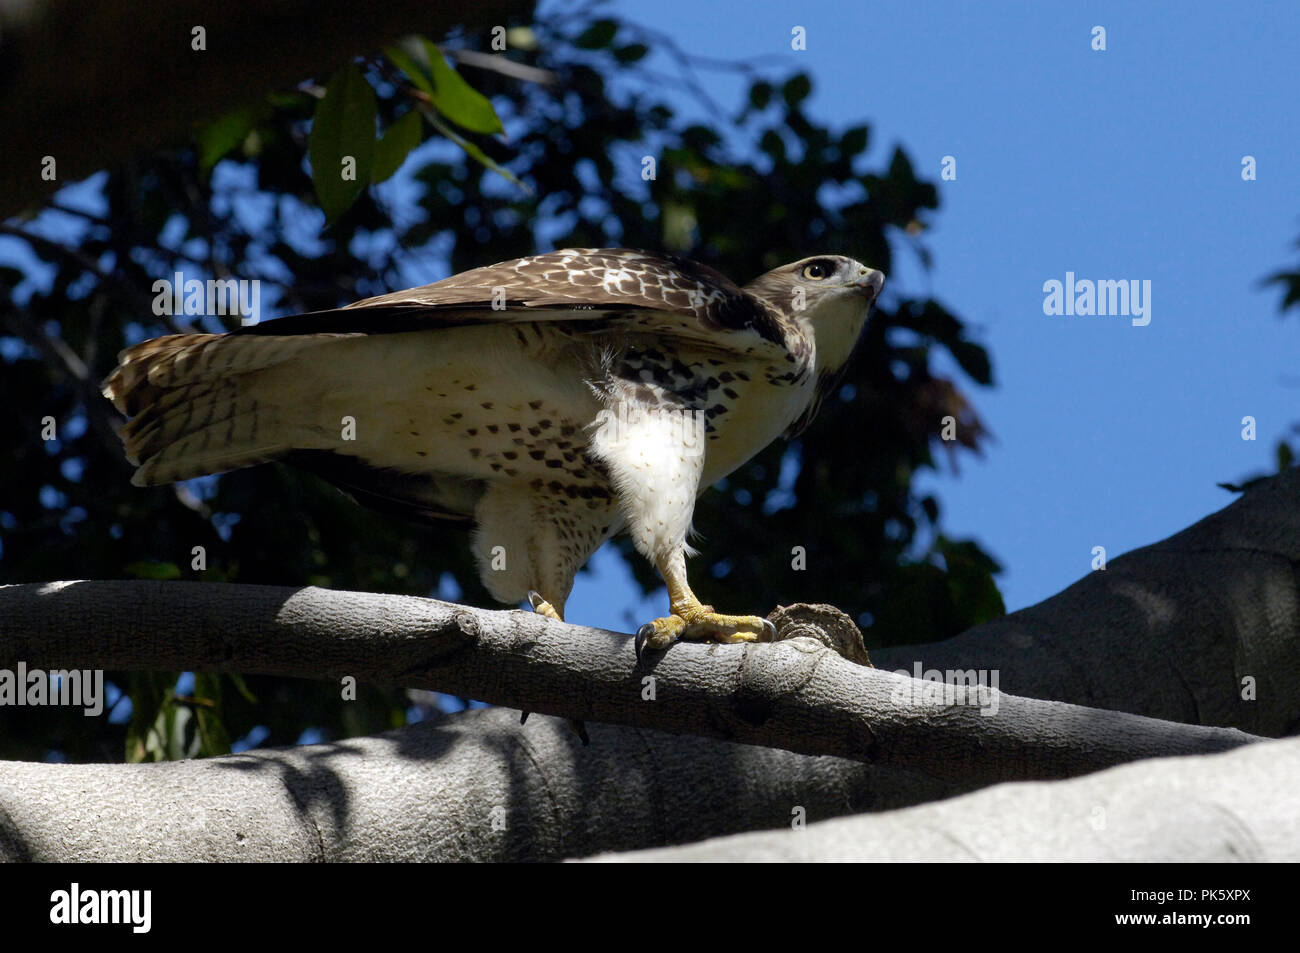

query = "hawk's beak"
852;270;885;301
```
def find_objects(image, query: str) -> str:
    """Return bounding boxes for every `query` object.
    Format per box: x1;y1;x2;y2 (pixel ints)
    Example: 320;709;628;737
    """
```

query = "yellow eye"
802;261;832;280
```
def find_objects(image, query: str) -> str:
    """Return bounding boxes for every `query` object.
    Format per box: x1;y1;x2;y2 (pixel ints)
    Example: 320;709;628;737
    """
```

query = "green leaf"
385;44;434;97
759;129;786;162
423;41;503;134
575;19;618;49
662;201;697;252
936;536;1006;624
614;43;649;63
125;671;179;763
308;64;378;222
123;560;181;580
192;673;232;757
387;41;504;136
198;105;264;173
841;125;869;157
145;703;199;761
782;73;812;107
372;110;423;183
948;340;994;386
226;672;258;705
888;145;917;183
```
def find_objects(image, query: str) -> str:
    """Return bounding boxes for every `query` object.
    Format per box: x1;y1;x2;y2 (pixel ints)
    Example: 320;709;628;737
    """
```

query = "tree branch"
586;735;1300;862
873;467;1300;736
0;707;958;862
0;579;1261;786
3;471;1299;859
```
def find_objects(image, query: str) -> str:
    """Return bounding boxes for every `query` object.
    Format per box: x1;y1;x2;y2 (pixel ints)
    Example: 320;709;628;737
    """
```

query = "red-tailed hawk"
103;248;884;657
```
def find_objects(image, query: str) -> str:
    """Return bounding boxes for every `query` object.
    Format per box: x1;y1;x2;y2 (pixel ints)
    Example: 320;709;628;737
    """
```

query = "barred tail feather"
102;331;352;485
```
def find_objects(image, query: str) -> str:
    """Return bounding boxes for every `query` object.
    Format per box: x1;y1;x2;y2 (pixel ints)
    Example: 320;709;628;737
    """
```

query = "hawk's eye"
801;261;833;280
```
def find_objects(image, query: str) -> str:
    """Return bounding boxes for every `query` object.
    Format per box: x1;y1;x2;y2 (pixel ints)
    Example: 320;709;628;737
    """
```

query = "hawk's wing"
236;248;788;353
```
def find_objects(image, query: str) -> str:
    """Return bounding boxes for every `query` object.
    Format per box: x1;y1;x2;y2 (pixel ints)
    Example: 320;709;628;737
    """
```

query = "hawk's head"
744;254;885;437
744;254;883;373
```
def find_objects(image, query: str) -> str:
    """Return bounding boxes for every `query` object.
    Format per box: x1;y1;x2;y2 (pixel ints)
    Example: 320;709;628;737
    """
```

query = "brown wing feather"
235;248;788;347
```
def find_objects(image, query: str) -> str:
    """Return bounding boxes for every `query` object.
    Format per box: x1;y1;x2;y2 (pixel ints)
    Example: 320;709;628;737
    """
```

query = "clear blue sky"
560;0;1300;626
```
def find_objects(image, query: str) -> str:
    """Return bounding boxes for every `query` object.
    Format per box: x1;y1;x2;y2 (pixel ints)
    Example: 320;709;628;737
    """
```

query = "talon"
635;623;655;661
520;710;530;725
528;590;563;621
568;718;590;746
636;561;770;655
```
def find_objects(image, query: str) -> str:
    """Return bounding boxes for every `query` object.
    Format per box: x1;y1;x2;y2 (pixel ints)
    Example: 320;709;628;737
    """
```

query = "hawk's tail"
102;332;342;486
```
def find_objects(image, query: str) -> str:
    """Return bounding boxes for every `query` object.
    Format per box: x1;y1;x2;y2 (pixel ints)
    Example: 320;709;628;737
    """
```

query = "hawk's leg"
587;396;776;659
634;550;776;659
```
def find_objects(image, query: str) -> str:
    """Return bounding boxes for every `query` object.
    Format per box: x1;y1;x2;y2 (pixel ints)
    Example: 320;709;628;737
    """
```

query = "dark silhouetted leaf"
372;110;423;183
575;19;619;49
782;73;812;107
307;64;377;221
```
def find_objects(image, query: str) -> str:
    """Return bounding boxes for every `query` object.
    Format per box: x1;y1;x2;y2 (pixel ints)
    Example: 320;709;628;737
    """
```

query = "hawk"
103;249;884;657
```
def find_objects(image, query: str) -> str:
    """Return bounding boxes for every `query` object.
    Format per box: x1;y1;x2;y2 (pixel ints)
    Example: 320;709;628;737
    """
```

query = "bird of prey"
103;248;884;657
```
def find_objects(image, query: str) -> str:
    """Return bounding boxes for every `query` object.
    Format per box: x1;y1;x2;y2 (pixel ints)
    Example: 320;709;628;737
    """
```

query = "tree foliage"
0;5;1000;761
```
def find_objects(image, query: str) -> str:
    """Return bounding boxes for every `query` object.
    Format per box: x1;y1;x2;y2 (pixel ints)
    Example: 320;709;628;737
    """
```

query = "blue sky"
558;0;1300;623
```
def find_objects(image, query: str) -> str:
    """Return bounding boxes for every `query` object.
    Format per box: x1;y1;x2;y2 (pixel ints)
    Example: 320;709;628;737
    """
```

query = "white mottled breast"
588;334;817;492
696;362;815;487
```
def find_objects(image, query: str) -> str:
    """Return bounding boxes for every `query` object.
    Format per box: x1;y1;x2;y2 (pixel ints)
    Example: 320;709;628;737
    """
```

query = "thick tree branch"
0;580;1261;786
587;735;1300;862
873;467;1300;736
0;707;958;862
3;472;1298;860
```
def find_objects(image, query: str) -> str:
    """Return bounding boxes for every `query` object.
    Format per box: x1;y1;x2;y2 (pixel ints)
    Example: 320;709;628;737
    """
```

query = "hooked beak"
852;269;885;301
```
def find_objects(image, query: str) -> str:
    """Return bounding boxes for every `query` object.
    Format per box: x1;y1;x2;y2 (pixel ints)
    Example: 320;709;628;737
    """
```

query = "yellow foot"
634;606;776;659
528;590;563;621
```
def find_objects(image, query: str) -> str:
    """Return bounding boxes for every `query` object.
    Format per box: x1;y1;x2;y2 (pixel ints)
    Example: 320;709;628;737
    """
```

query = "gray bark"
586;735;1300;862
0;580;1261;785
0;707;955;862
873;467;1300;736
0;470;1297;860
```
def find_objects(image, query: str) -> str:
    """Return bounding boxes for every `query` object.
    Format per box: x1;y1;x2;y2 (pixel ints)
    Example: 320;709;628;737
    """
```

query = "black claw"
520;710;530;725
635;623;655;661
569;719;591;747
527;590;544;611
762;619;777;640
